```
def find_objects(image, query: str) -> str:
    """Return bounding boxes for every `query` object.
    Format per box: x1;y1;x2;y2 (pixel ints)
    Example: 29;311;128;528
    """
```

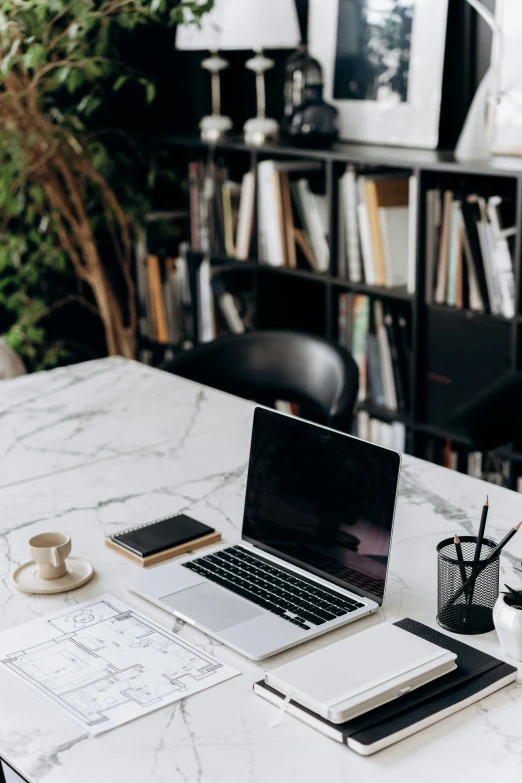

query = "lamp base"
244;116;279;146
200;114;233;143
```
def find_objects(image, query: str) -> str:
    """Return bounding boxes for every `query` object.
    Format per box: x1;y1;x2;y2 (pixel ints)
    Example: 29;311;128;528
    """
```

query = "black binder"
254;618;517;756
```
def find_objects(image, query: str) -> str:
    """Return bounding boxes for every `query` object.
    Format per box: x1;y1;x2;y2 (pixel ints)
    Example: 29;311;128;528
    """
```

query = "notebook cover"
111;514;215;557
255;618;516;751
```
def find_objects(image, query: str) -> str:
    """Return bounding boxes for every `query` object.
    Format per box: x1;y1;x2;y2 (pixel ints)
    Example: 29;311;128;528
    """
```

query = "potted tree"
493;581;522;660
0;0;212;368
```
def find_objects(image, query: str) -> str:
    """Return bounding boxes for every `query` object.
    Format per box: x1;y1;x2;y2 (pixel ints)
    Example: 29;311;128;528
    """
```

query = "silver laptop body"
128;408;401;660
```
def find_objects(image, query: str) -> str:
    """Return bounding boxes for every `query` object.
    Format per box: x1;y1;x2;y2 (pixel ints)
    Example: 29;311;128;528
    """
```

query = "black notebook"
254;618;517;756
111;514;215;557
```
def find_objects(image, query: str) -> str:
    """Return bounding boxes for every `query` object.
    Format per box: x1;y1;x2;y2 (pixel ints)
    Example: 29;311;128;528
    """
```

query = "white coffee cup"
28;532;72;580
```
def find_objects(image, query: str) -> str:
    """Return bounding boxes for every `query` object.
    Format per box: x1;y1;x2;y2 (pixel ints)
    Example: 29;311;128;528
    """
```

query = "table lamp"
218;0;301;145
175;4;233;143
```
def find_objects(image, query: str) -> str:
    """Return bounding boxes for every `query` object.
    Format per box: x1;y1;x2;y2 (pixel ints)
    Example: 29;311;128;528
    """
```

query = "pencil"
454;535;468;594
441;522;522;613
468;495;489;607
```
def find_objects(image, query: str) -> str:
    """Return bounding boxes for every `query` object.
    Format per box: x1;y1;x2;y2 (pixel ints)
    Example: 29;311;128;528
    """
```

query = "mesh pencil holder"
437;536;499;635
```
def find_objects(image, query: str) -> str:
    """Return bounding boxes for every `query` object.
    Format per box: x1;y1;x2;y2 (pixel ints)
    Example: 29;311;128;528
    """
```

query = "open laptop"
128;408;401;660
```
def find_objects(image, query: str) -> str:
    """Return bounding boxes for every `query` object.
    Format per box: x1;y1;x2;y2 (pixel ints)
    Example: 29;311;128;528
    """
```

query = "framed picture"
491;0;522;156
308;0;449;149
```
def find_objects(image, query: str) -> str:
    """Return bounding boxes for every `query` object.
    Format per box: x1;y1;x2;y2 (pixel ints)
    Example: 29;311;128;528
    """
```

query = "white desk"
1;357;522;783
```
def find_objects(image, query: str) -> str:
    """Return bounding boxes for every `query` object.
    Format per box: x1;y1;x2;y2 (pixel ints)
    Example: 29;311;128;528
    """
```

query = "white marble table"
2;357;522;783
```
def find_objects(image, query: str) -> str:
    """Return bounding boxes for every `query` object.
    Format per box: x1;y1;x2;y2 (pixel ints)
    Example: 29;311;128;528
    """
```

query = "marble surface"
1;357;522;783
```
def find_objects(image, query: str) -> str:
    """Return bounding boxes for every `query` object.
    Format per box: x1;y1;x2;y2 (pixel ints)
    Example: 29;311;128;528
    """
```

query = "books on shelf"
340;295;411;414
235;171;255;261
257;160;327;272
356;411;406;452
429;188;517;317
338;169;417;290
135;214;190;353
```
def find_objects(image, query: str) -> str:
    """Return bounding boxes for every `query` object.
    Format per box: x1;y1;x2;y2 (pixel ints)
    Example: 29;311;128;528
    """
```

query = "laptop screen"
242;408;401;604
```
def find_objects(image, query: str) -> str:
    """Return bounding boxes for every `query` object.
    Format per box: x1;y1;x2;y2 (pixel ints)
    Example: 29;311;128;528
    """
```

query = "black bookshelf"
144;134;522;491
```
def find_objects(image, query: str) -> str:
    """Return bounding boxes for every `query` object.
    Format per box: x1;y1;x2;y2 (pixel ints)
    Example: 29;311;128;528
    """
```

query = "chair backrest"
162;330;359;431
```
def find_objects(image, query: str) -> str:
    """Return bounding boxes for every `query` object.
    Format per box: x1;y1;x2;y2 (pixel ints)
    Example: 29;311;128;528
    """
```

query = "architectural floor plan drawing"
0;595;238;734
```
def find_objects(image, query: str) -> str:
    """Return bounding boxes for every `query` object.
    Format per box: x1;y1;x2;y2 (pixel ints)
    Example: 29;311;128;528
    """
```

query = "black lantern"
282;42;323;134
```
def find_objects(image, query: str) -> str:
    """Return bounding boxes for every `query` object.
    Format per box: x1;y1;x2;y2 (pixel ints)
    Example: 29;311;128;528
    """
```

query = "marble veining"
1;358;522;782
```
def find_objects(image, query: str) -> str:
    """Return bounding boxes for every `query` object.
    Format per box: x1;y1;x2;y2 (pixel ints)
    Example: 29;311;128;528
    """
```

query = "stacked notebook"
254;619;516;756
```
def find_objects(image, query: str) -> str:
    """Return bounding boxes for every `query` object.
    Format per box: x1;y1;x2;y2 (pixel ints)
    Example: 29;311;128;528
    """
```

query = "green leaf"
113;75;128;92
146;81;156;104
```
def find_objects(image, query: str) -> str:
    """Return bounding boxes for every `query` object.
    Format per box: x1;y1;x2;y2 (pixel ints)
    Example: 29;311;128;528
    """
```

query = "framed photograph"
308;0;449;149
491;0;522;156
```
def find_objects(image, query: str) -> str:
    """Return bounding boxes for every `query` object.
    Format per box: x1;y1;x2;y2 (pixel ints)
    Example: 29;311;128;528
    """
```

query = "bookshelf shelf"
145;135;522;492
426;303;514;325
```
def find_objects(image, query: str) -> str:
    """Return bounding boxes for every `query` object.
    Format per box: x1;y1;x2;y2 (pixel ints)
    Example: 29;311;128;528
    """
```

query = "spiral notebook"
105;514;221;566
254;618;517;756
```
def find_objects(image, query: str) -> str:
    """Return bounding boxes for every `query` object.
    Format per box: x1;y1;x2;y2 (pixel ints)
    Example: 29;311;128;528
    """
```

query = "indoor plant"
0;0;212;366
493;581;522;660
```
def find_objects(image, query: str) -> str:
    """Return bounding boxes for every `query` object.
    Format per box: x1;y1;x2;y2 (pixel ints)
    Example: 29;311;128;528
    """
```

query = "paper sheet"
0;594;239;735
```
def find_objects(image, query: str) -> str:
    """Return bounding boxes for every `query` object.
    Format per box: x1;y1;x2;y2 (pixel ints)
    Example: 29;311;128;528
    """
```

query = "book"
487;196;516;319
106;514;222;567
222;181;241;258
362;176;410;287
434;189;454;304
236;171;255;261
198;258;215;343
458;203;484;312
383;304;406;412
461;196;490;311
258;160;285;267
366;333;385;407
296;179;330;272
356;202;376;285
379;206;409;287
188;161;202;251
351;295;371;402
280;171;297;269
407;174;418;294
294;228;317;270
254;618;517;756
264;622;457;725
425;188;442;304
146;254;168;344
374;300;397;411
446;200;461;307
341;166;362;282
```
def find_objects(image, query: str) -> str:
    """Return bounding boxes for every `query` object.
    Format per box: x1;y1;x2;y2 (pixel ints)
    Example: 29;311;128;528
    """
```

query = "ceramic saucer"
12;557;95;595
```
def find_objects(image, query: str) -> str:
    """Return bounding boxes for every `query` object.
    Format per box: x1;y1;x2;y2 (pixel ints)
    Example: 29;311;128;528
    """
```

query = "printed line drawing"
0;597;235;733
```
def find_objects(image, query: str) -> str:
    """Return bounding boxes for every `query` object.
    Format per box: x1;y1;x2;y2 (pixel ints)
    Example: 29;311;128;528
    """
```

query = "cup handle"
50;547;61;568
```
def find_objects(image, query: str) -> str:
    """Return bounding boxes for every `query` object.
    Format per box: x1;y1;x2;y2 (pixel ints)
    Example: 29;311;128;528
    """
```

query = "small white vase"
493;594;522;660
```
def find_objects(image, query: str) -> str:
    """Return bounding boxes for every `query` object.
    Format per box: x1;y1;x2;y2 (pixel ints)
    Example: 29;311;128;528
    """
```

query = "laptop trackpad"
161;583;264;632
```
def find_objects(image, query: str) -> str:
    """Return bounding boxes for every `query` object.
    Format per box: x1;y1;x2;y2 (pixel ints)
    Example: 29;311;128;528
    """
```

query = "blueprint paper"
0;595;239;735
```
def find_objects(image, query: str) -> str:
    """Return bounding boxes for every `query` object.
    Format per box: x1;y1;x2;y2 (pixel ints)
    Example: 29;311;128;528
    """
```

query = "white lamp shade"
175;3;223;51
176;0;300;52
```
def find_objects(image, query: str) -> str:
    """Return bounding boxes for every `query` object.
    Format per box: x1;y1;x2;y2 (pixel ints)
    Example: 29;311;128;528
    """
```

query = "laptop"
127;408;401;660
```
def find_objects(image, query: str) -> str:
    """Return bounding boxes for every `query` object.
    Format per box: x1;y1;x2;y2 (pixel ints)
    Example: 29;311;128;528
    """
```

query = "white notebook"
265;622;457;724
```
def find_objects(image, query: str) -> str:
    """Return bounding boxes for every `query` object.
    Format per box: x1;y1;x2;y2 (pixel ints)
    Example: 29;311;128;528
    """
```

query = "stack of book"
189;159;254;261
338;294;411;416
338;167;418;292
135;214;192;354
257;160;329;272
426;189;517;317
188;159;330;271
255;618;516;756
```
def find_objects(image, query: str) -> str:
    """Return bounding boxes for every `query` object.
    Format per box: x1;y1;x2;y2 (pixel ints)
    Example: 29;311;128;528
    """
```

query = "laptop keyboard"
182;546;365;631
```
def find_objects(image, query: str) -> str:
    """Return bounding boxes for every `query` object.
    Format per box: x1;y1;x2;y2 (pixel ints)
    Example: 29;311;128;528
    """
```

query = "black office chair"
162;330;359;432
